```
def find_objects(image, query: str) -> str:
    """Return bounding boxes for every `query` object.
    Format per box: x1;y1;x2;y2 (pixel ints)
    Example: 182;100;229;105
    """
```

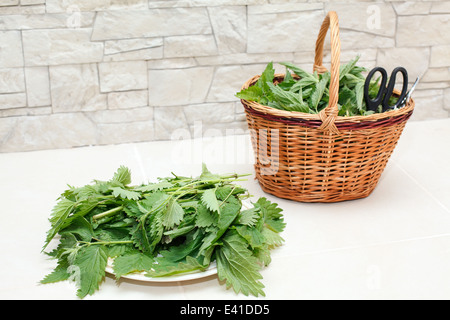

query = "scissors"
400;76;420;107
364;66;408;112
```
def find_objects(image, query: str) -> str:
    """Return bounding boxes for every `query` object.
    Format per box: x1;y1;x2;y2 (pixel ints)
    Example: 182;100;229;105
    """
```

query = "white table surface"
1;118;449;300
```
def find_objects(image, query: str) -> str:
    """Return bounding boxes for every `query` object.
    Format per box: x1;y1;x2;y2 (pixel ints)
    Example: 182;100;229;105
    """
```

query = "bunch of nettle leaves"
237;56;396;116
41;165;285;299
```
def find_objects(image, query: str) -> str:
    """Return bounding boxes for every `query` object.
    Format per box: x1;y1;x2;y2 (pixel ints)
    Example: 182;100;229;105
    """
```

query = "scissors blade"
400;76;420;107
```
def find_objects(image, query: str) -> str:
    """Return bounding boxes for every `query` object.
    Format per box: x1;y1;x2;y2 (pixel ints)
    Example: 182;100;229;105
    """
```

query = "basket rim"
240;74;415;125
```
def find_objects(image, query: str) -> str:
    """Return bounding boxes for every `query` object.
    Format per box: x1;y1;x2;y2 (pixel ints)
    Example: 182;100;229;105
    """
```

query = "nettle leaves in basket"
236;56;392;117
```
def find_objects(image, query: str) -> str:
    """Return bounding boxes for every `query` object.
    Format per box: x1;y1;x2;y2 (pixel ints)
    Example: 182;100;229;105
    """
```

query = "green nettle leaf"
199;163;221;181
161;198;184;228
355;81;364;111
238;208;260;227
110;166;132;186
261;228;284;247
259;62;275;88
268;82;303;107
135;181;173;192
201;188;220;213
41;165;285;299
283;68;293;83
60;216;94;242
195;204;217;228
159;232;204;263
146;256;206;278
339;55;360;81
108;244;133;258
292;77;318;90
43;198;77;250
113;251;154;279
163;225;196;241
216;231;266;297
235;85;264;102
217;197;241;231
73;245;108;299
310;72;330;112
110;187;141;201
130;222;151;253
280;61;318;84
235;225;265;249
76;185;99;200
49;198;76;226
339;86;356;106
40;259;71;284
256;197;286;233
123;201;144;218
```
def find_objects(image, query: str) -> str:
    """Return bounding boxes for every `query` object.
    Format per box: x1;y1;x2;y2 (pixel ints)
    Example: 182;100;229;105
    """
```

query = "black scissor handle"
383;66;408;111
364;67;388;112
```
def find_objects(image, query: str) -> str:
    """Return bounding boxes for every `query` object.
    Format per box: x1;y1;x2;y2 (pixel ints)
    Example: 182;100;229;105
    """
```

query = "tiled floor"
1;118;449;300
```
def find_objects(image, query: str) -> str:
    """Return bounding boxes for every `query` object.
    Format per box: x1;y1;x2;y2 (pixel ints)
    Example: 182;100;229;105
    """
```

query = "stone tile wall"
0;0;449;152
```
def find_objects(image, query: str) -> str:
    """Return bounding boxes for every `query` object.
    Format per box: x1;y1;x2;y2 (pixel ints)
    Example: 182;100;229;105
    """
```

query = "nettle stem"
92;206;123;221
79;240;133;246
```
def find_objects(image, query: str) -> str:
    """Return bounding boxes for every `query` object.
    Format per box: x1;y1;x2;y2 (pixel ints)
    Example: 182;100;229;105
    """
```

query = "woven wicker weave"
240;11;415;203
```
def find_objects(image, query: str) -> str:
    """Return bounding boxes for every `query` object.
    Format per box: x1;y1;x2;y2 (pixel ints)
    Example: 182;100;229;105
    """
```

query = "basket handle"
313;11;341;134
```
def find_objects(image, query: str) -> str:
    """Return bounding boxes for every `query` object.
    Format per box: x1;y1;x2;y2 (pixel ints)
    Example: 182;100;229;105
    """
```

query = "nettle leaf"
291;77;318;91
163;225;196;241
195;203;217;228
261;227;284;247
146;256;205;278
110;166;132;186
258;62;275;88
76;185;99;200
310;72;330;112
355;81;364;111
197;195;241;254
217;196;241;231
255;197;286;233
130;222;151;253
339;85;356;107
161;198;184;229
123;200;143;218
283;68;293;83
268;82;303;107
235;85;264;102
49;198;76;226
238;208;260;227
235;225;265;249
113;251;154;279
60;216;94;242
135;181;173;192
199;163;221;181
159;232;204;263
201;188;220;213
108;244;132;258
73;245;108;299
282;103;310;113
216;231;265;297
280;62;318;84
40;258;71;284
110;187;141;201
339;55;360;81
253;245;272;267
44;198;77;250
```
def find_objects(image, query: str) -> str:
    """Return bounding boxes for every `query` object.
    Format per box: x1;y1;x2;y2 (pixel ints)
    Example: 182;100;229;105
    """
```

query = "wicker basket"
240;11;415;203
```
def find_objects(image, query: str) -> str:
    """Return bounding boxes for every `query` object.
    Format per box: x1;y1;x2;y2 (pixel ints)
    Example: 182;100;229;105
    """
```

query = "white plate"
105;199;252;283
105;260;217;283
